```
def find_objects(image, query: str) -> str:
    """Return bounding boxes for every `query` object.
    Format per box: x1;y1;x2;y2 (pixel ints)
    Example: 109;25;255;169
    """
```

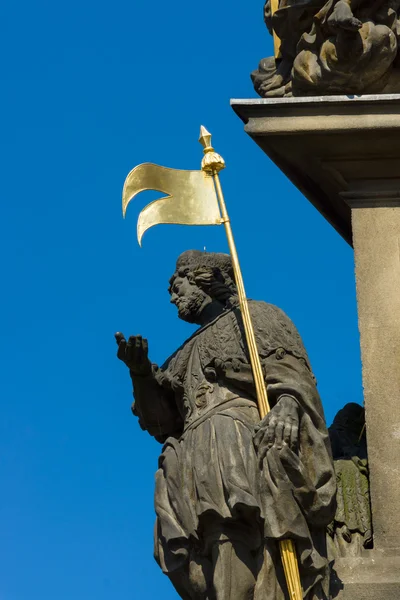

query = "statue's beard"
176;289;209;323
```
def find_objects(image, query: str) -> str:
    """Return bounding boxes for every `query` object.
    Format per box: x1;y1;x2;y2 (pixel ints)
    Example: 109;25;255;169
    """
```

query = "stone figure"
327;403;372;558
116;250;336;599
252;0;400;97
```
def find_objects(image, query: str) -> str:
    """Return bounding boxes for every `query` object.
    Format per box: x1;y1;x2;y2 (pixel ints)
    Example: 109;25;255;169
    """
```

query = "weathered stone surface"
311;201;400;596
331;553;400;599
231;94;400;244
252;0;400;98
116;250;336;599
351;205;400;553
328;404;372;559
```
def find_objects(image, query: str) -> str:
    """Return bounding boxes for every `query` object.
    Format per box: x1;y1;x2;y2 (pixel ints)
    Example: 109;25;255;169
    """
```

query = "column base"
331;550;400;599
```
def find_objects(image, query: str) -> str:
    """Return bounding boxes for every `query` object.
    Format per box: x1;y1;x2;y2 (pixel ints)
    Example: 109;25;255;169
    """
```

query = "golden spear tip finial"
198;125;226;174
199;126;212;150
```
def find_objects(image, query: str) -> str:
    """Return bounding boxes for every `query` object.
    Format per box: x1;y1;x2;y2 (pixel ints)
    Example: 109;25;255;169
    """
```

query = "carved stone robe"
328;404;372;558
132;302;336;599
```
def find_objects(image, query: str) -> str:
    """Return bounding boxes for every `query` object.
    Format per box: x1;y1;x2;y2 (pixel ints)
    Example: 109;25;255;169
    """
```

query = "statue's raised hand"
254;396;299;463
115;333;152;376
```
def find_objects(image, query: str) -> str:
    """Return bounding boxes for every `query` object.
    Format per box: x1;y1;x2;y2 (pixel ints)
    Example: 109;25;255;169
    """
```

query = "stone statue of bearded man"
116;250;336;600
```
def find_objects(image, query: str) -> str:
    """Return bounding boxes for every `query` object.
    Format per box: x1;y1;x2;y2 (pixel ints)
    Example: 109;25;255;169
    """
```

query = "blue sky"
1;0;362;598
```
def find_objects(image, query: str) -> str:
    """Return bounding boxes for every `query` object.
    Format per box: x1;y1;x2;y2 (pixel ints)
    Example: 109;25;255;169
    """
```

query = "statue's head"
168;250;238;324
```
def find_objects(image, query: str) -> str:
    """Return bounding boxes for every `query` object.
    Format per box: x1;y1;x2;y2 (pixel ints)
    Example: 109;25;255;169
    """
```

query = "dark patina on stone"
328;403;372;559
116;251;341;599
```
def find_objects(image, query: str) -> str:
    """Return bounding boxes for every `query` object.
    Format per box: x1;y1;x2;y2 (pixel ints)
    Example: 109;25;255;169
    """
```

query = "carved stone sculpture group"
252;0;400;97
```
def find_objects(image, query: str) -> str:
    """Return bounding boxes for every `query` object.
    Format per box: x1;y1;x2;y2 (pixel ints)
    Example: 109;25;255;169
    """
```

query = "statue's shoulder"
248;300;294;328
248;300;312;368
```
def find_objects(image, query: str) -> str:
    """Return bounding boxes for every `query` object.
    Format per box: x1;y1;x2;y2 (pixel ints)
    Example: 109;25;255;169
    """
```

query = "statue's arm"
255;352;337;525
130;367;183;442
253;349;327;459
116;333;183;443
249;301;323;419
262;351;318;407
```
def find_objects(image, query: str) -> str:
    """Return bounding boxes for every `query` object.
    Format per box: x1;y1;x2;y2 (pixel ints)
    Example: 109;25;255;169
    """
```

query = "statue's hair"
169;255;239;309
193;266;238;308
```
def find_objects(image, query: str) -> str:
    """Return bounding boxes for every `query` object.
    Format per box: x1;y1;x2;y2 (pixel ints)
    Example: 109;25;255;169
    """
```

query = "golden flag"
122;163;222;245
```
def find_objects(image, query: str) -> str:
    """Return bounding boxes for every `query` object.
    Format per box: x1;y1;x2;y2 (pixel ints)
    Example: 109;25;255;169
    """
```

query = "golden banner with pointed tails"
122;163;222;245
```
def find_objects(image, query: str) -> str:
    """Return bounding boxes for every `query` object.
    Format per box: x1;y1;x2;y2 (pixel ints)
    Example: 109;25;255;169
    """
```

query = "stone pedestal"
232;94;400;598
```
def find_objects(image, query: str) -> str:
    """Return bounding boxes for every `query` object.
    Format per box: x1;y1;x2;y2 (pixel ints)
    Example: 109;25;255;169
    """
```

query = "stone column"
232;95;400;596
349;199;400;554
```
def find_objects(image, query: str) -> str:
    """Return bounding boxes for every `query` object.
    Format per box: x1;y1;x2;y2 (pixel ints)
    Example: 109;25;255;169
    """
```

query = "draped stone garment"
132;302;336;599
327;405;372;558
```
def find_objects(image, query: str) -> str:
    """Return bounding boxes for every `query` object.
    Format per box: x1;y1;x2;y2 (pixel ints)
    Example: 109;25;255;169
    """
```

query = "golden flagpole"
199;126;303;600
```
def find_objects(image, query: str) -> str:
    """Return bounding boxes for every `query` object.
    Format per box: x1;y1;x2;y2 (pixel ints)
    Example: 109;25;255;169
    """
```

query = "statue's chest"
167;320;243;425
